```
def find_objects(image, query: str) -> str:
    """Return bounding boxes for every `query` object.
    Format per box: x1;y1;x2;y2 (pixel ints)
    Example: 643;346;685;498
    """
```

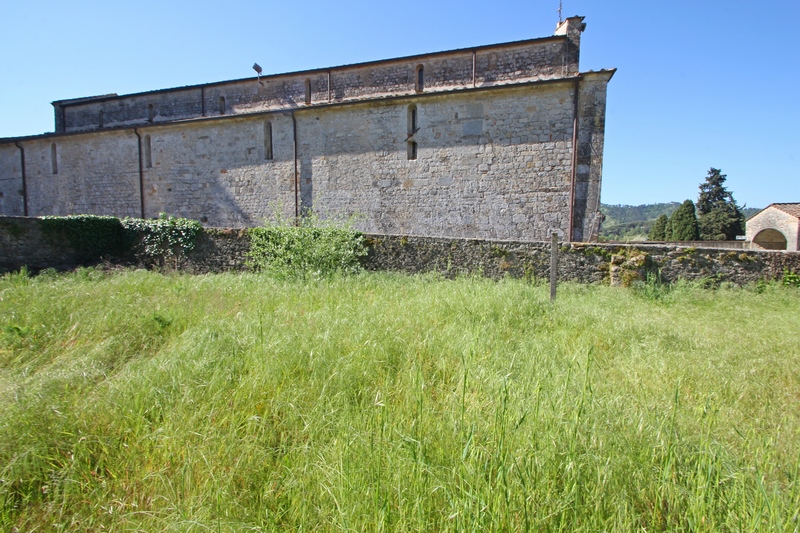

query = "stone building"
0;16;614;242
746;204;800;251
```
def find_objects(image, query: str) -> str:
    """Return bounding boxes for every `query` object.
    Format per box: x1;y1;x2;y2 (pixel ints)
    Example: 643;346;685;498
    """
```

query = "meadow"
1;268;798;531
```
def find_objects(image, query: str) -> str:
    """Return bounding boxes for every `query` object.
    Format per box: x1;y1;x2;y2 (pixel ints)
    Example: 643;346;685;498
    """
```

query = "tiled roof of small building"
768;203;800;219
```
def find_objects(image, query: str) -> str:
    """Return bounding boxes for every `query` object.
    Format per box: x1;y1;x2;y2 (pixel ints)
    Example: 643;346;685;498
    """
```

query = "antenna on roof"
558;0;563;24
253;63;263;82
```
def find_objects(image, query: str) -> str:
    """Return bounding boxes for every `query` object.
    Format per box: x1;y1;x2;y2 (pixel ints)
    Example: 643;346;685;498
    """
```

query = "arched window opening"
407;140;417;160
144;135;152;168
304;79;312;105
219;97;226;115
51;143;58;174
148;104;155;123
408;105;418;136
99;110;105;128
264;121;273;160
415;65;424;92
753;228;788;250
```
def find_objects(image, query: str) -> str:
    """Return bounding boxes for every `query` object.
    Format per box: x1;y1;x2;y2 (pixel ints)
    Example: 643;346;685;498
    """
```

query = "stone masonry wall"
140;117;296;225
746;207;799;251
3;218;800;286
302;83;577;240
571;71;613;241
54;37;575;134
23;130;141;218
3;76;611;241
0;144;24;216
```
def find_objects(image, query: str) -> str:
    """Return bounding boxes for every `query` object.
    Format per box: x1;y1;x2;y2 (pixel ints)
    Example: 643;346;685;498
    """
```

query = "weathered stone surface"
1;16;612;243
746;205;800;251
3;218;799;286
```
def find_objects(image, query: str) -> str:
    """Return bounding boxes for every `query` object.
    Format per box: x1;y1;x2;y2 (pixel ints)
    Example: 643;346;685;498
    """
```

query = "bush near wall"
40;215;127;263
246;219;367;279
28;214;202;269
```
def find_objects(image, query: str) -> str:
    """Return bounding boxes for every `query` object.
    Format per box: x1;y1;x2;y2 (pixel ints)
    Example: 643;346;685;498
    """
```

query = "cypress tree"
664;217;673;241
697;168;745;240
669;200;699;241
648;214;669;241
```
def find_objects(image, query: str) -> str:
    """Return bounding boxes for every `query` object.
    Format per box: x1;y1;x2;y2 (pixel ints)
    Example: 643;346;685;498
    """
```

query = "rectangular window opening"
144;135;152;168
51;143;58;174
264;121;273;160
407;140;417;160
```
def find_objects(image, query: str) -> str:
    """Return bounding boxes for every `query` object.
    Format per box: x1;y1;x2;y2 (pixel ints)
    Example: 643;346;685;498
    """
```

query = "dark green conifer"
648;214;669;241
697;168;745;240
669;200;699;241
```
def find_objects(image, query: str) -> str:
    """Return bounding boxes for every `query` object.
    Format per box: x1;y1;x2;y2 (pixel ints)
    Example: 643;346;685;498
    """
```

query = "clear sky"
2;0;798;208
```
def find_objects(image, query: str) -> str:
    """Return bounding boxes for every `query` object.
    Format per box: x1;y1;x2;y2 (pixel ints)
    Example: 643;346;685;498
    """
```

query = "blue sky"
2;0;798;208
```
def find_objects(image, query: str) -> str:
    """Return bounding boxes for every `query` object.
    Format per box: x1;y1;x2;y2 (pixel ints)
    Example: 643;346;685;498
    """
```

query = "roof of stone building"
766;203;800;218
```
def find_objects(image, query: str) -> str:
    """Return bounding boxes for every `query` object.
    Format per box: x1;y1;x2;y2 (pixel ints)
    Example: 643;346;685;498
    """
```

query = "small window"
408;105;418;135
264;121;273;160
415;65;424;92
407;140;417;160
99;110;105;128
148;104;155;123
144;135;152;168
304;79;311;105
219;96;226;115
51;143;58;174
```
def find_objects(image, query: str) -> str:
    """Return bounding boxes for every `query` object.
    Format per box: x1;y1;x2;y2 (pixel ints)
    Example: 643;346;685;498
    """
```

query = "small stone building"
746;203;800;251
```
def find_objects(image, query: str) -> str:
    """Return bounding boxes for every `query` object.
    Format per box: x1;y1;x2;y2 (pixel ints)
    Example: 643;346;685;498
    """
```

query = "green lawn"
1;269;799;531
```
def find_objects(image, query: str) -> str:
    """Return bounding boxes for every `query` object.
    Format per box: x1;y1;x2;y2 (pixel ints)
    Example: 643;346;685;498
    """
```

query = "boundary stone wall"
2;217;800;285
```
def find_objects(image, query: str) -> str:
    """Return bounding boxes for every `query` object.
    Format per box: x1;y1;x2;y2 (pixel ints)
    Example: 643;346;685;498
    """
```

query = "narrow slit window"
51;143;58;174
264;121;273;160
304;79;311;105
408;105;418;135
148;104;155;123
219;96;226;115
415;65;424;92
407;141;417;160
99;110;104;128
144;135;152;168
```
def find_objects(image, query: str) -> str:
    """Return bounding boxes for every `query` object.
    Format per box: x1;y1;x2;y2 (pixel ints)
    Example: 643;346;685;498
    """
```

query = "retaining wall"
2;217;799;285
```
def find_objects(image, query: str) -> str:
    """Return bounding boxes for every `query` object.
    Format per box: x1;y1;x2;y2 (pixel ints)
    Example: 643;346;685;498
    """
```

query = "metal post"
550;232;558;302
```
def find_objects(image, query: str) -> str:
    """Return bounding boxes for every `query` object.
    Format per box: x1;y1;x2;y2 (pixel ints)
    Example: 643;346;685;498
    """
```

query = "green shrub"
121;213;202;269
40;215;126;262
246;214;366;278
783;269;800;288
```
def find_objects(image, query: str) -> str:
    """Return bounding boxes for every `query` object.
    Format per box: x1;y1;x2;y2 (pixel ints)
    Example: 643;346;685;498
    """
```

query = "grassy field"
1;268;799;531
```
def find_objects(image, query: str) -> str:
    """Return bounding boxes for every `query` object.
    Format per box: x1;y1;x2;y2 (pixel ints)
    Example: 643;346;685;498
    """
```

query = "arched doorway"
753;228;787;250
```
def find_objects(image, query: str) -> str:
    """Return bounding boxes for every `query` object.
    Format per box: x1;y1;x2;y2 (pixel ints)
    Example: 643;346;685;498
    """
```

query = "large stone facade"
0;17;614;242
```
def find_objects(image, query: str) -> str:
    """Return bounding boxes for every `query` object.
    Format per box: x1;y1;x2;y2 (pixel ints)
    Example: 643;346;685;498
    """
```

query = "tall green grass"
1;269;798;531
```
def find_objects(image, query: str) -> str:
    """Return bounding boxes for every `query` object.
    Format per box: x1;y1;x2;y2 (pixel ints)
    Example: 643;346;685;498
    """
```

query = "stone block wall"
140;117;296;225
22;131;141;218
2;17;609;243
746;207;799;251
3;74;612;241
53;34;578;134
302;83;578;240
3;218;800;286
362;236;800;285
0;144;24;216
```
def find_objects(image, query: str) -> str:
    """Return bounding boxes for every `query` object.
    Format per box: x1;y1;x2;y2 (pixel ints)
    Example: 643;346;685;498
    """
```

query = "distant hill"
598;203;762;242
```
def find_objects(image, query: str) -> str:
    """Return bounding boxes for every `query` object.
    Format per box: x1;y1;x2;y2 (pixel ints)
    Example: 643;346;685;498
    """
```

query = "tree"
696;168;745;240
648;214;669;241
669;200;699;241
